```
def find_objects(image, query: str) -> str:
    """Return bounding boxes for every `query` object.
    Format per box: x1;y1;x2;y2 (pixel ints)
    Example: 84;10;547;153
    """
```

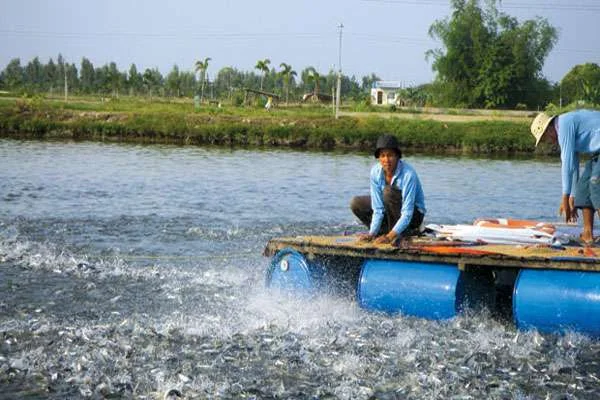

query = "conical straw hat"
530;112;556;146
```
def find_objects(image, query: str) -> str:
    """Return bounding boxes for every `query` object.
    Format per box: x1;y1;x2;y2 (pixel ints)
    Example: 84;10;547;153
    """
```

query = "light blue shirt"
369;160;426;236
557;110;600;195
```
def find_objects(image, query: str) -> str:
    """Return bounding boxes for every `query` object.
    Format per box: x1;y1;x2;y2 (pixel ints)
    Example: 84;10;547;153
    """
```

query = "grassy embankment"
0;96;540;154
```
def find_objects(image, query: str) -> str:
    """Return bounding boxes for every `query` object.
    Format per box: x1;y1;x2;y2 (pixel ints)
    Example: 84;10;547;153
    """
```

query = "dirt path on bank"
339;110;533;123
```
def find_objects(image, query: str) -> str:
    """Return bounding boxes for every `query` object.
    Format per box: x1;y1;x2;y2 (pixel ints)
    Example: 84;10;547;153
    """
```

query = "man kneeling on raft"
350;134;426;244
531;109;600;245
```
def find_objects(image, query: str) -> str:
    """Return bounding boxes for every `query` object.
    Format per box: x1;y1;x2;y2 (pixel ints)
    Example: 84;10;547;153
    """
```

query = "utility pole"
331;64;336;116
332;85;335;116
64;66;68;102
559;82;562;111
335;23;343;119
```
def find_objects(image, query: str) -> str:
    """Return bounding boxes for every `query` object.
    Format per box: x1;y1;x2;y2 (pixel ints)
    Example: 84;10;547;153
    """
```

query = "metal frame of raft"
263;235;600;337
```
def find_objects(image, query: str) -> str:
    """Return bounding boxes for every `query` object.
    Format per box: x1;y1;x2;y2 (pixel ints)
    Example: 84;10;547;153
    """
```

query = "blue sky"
1;0;598;85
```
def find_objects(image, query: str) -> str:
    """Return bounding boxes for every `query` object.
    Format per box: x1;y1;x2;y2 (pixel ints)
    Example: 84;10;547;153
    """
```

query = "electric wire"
0;29;324;40
361;0;600;12
0;29;596;56
116;250;256;261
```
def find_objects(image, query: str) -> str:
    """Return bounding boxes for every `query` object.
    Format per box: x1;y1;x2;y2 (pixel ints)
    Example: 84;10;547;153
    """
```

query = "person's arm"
368;168;384;236
569;157;579;221
559;123;578;222
570;153;580;196
559;194;577;223
391;175;416;235
559;122;577;196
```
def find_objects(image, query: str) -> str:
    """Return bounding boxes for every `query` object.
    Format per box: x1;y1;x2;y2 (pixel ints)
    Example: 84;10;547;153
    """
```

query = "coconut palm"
194;57;211;101
218;66;235;101
279;62;296;105
255;58;271;90
306;67;321;99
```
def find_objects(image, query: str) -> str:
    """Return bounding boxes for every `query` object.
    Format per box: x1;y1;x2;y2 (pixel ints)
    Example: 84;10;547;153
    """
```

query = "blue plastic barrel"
265;248;325;294
513;269;600;337
357;259;493;319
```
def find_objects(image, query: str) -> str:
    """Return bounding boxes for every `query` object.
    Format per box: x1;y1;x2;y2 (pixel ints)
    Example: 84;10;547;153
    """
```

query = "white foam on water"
547;331;590;374
241;288;361;335
1;236;84;273
184;224;251;240
0;233;183;284
181;288;361;341
185;226;221;238
333;382;374;400
331;352;367;377
194;264;254;287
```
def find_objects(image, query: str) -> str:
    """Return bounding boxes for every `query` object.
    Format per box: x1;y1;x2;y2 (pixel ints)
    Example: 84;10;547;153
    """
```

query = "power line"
0;29;326;40
349;33;598;56
0;28;597;58
498;3;600;12
349;33;432;45
361;0;600;12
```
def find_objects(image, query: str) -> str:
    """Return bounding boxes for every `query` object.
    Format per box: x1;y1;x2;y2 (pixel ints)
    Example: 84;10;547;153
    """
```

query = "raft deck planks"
264;235;600;272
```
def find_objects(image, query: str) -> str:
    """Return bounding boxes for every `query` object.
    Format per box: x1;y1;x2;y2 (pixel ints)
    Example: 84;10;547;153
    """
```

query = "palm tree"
218;66;235;102
306;67;321;99
279;62;296;105
194;57;211;102
255;58;271;90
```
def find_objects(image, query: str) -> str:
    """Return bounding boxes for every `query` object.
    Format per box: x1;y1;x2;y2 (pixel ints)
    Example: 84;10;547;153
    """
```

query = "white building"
370;81;403;106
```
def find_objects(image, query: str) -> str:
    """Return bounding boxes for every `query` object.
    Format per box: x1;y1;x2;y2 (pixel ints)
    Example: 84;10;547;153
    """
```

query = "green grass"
0;96;538;154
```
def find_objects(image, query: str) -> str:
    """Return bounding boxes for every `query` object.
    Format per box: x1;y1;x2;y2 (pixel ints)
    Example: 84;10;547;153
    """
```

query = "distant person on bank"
531;109;600;244
265;96;273;112
350;134;426;244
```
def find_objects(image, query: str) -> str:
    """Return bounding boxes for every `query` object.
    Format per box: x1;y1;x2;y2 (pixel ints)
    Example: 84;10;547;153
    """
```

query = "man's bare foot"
580;233;594;246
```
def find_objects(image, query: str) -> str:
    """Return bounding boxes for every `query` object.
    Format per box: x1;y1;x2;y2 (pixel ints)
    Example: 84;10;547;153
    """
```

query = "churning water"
0;139;598;399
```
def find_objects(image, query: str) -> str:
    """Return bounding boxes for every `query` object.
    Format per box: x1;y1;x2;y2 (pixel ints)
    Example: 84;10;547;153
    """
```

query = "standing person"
350;134;426;244
265;96;273;112
531;109;600;244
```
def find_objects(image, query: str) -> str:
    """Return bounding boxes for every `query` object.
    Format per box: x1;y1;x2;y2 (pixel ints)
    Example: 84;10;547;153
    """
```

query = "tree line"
0;54;381;104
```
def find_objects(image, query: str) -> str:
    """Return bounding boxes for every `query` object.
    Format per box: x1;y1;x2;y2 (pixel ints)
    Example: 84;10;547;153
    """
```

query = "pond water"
1;139;598;399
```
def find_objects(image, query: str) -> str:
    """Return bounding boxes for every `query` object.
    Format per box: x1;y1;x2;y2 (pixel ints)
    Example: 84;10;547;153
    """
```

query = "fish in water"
164;388;182;400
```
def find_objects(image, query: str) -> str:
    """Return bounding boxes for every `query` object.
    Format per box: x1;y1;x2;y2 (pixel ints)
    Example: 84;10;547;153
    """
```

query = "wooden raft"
264;235;600;272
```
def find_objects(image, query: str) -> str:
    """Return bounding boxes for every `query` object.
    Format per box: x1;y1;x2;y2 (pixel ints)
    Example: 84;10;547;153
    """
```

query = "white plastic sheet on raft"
425;223;566;245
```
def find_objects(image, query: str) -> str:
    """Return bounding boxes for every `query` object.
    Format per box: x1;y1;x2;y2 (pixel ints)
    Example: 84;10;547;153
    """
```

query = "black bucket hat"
374;134;402;159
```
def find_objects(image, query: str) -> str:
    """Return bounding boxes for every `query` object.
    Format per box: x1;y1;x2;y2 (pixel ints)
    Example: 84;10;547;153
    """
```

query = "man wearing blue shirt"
531;109;600;244
350;134;426;244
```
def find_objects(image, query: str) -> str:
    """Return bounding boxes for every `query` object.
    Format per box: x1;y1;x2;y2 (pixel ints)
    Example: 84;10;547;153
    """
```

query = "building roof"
373;81;403;89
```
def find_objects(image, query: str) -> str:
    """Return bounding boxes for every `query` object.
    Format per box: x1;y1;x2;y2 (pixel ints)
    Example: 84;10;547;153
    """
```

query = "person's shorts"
574;156;600;209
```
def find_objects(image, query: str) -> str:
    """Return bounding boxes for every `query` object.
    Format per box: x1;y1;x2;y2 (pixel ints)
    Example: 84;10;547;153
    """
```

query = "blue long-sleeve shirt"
557;110;600;195
369;160;426;236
